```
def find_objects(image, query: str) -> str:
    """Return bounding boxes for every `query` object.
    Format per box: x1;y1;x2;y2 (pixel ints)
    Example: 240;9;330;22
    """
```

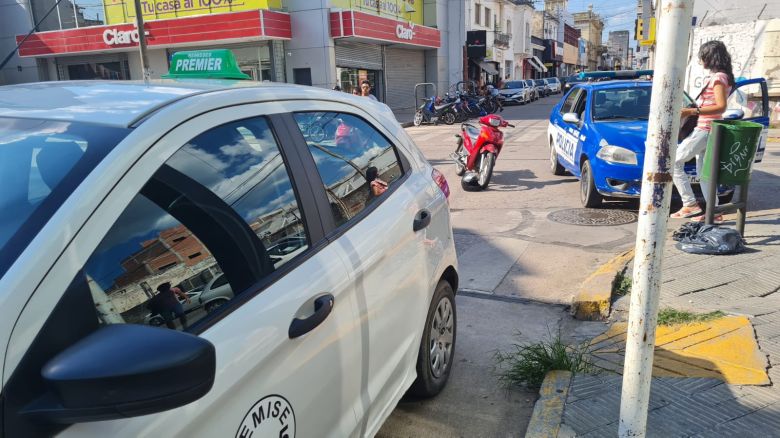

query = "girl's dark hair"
366;166;378;182
699;40;735;86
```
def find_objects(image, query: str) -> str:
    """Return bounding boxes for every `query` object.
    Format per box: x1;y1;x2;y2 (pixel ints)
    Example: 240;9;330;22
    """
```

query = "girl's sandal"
670;205;703;219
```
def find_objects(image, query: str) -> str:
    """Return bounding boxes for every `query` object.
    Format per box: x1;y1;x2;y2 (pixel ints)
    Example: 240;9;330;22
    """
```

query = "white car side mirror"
562;112;580;124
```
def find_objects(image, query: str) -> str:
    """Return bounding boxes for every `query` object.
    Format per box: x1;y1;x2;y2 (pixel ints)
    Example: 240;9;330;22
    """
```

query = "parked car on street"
499;80;533;105
525;79;539;101
0;49;458;438
145;289;205;326
545;77;562;94
534;79;550;97
562;74;586;92
547;71;769;207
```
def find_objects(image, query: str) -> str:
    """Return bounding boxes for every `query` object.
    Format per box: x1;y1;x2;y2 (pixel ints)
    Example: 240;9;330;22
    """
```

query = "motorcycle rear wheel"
454;144;466;176
442;111;456;125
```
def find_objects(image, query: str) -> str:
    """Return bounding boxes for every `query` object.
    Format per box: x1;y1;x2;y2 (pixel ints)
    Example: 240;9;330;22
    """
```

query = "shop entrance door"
66;61;129;80
240;66;259;81
337;67;382;100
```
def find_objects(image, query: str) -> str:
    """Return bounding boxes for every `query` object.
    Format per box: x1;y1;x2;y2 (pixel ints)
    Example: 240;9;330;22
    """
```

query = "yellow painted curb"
589;316;769;385
525;370;572;438
571;249;634;321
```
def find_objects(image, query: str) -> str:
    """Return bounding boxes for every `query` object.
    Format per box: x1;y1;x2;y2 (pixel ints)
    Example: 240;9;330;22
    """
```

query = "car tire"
149;316;165;327
408;279;456;398
580;160;603;208
205;299;227;313
550;138;566;176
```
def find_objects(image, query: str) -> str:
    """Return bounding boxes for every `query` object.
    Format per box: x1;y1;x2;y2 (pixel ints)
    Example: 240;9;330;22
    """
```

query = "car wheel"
550;138;566;176
580;160;603;208
413;110;424;127
149;316;164;327
408;280;456;398
205;299;227;313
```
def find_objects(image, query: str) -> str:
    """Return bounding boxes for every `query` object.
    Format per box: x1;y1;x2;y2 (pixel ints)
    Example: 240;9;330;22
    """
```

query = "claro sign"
395;23;415;40
102;28;149;46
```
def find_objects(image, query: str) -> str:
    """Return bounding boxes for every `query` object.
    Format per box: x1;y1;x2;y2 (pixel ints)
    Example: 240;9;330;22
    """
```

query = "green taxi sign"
163;49;250;80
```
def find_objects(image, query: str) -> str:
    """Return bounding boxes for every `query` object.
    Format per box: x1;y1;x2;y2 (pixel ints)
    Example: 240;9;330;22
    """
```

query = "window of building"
293;113;403;228
507;20;512;34
485;8;491;27
31;0;107;31
475;4;481;24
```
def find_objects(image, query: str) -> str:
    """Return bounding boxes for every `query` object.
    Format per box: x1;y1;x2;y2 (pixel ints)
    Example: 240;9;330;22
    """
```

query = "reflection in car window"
166;116;308;267
560;88;582;114
0;118;128;277
82;116;309;331
727;83;764;118
294;112;403;227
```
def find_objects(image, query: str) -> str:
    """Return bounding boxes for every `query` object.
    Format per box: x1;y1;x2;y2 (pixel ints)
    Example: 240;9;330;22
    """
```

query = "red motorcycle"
451;114;514;190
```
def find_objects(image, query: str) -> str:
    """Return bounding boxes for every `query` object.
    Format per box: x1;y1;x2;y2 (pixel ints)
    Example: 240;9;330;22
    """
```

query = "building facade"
572;6;603;71
606;30;630;69
6;0;461;115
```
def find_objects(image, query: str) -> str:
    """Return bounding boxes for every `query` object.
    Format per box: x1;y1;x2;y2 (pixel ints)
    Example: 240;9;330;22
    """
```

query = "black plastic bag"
674;224;746;255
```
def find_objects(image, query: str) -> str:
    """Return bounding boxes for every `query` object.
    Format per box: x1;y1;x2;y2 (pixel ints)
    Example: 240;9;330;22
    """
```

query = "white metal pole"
618;1;694;437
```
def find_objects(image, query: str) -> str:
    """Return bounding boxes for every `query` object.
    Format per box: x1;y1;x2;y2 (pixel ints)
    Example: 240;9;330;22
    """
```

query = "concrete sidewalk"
554;211;780;437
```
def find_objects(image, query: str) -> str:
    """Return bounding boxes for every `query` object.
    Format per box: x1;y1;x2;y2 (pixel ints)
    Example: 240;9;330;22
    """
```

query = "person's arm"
681;77;728;117
173;287;190;303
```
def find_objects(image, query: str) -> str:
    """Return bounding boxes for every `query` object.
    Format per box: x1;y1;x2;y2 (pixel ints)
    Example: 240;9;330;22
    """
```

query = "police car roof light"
163;49;251;80
577;70;653;80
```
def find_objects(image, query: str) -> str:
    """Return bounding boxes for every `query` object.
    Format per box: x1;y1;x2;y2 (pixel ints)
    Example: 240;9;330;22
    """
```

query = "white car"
545;77;562;94
0;50;458;438
499;81;532;105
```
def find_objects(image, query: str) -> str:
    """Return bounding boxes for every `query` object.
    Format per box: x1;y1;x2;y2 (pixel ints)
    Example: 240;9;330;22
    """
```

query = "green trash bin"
700;120;763;185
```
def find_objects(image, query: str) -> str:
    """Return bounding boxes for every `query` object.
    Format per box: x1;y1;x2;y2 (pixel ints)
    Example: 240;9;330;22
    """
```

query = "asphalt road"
378;96;635;437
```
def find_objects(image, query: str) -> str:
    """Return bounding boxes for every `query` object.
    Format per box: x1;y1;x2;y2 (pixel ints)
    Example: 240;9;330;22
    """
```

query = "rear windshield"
0;118;129;276
503;81;525;89
534;80;545;85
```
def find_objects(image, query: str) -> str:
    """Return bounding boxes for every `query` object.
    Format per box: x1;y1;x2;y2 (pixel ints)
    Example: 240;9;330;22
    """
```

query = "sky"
564;0;637;44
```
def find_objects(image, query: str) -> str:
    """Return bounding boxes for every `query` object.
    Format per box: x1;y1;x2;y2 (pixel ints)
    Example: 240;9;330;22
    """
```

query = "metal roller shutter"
385;47;425;112
335;41;382;70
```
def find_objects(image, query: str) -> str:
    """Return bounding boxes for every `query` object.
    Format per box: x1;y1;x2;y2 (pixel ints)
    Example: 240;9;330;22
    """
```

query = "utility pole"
132;0;151;81
618;1;693;437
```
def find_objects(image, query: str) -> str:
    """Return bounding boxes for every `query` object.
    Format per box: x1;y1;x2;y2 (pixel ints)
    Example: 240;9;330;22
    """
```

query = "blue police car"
547;71;769;208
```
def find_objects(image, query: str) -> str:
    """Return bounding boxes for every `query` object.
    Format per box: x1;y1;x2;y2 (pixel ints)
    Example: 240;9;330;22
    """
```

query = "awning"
473;60;499;75
532;55;549;73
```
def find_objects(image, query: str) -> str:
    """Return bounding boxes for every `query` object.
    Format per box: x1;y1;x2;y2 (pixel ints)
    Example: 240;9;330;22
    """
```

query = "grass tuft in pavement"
494;330;592;388
612;269;632;297
657;308;726;326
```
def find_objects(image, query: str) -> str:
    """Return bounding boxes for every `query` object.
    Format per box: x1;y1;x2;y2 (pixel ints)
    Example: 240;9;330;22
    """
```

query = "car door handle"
413;209;431;232
288;294;334;339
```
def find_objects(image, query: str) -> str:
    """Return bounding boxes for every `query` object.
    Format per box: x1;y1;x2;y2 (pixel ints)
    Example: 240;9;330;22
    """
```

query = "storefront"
16;9;291;81
329;9;440;111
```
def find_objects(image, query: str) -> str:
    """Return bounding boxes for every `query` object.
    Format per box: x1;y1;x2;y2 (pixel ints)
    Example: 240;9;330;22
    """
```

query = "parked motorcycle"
413;96;457;126
451;114;514;191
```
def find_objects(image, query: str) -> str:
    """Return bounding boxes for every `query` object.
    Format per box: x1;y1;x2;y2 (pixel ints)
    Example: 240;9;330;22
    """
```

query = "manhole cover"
547;208;637;226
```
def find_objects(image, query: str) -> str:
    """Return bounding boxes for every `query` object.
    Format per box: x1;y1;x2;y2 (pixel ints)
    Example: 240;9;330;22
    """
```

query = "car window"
574;90;588;118
0;118;129;277
728;82;765;118
592;87;652;121
82;116;308;331
560;88;582;114
293;112;404;228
